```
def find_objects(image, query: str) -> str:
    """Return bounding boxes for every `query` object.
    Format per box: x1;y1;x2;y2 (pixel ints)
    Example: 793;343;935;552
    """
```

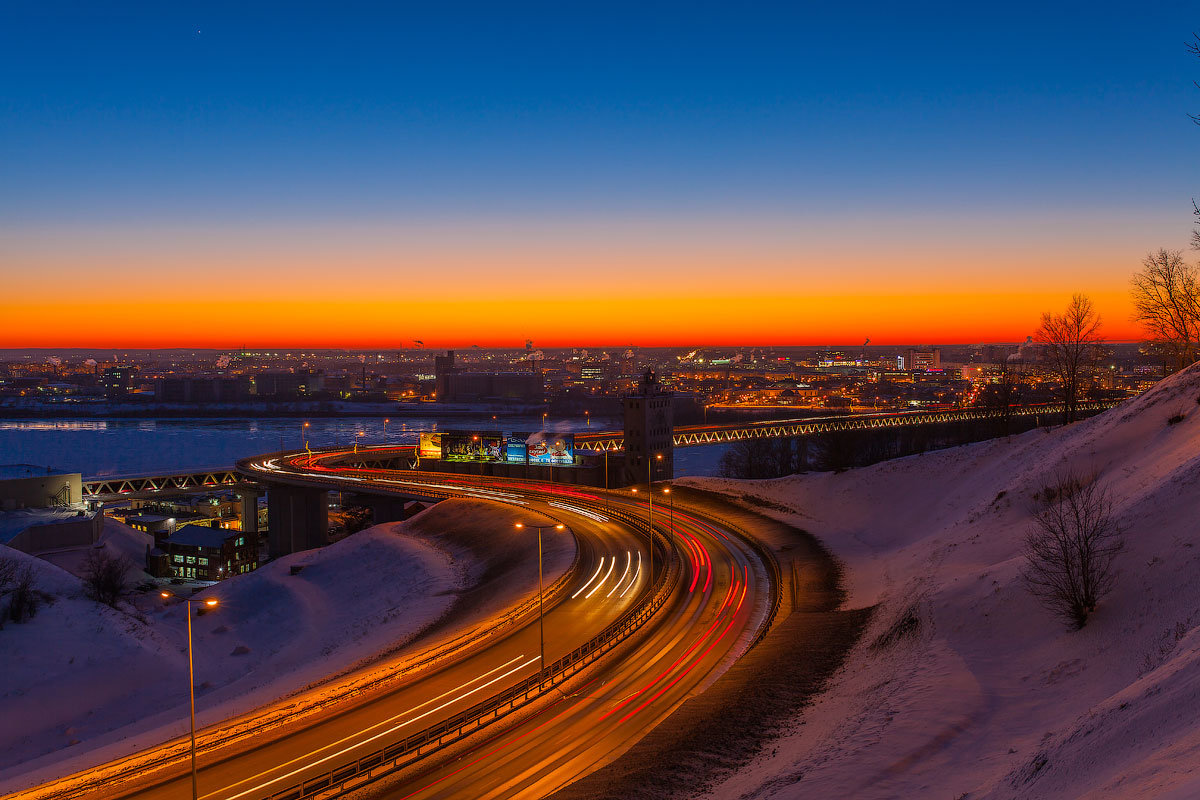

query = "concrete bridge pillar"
268;484;329;558
236;487;261;536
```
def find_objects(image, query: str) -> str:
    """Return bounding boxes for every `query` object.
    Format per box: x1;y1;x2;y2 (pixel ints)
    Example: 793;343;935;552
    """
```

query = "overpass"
79;401;1124;498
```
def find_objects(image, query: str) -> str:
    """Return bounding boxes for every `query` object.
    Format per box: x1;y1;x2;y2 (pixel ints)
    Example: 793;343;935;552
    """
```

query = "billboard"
525;431;574;465
418;432;443;460
442;431;504;462
505;433;529;464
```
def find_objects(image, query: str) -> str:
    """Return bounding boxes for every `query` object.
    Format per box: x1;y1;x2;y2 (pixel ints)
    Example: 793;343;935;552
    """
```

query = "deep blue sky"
2;1;1195;223
1;2;1196;346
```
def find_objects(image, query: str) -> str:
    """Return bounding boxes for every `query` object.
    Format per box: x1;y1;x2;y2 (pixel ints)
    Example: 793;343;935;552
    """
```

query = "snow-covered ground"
0;498;572;793
688;363;1200;799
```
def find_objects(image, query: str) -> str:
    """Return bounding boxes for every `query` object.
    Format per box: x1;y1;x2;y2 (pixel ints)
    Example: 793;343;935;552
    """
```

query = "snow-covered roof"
0;507;90;543
164;526;232;549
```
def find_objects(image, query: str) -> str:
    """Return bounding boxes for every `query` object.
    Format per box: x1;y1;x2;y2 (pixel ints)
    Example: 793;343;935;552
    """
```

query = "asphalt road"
40;449;773;800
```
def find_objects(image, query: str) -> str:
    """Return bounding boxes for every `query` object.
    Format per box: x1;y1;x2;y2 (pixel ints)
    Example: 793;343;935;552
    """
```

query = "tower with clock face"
622;369;675;487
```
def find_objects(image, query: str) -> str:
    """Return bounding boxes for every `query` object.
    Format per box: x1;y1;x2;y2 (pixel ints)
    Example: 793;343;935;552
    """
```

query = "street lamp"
302;421;310;449
514;522;565;672
632;484;654;586
354;430;365;454
584;410;590;427
160;591;219;800
542;412;548;430
383;418;389;442
663;485;674;537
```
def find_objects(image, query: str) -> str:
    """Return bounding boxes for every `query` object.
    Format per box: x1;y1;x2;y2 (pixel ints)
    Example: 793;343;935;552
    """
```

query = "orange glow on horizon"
1;216;1166;348
2;290;1144;348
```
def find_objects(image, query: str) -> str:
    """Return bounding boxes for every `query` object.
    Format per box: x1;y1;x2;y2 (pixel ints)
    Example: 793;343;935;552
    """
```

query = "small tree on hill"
1022;472;1123;630
3;559;41;624
82;549;132;608
1036;294;1103;423
1130;249;1200;370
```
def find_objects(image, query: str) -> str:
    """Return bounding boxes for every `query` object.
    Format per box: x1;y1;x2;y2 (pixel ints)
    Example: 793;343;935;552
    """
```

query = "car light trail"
617;574;748;725
620;553;642;598
599;574;740;723
606;551;632;598
209;655;540;800
548;501;609;522
571;557;608;599
585;556;616;599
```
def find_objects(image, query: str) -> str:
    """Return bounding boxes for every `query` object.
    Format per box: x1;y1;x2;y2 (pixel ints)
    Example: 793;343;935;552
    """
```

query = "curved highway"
27;446;775;800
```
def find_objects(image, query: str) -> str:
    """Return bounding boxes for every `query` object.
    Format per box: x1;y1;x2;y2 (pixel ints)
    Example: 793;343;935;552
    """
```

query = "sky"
1;1;1196;348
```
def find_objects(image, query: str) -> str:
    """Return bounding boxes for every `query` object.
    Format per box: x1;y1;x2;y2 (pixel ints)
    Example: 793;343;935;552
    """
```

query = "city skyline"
3;3;1197;346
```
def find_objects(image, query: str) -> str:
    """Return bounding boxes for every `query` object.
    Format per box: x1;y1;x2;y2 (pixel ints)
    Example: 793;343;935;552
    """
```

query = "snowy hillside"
689;363;1200;799
0;498;569;793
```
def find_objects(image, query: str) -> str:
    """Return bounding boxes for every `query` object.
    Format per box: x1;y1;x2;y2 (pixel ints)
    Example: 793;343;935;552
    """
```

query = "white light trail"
572;557;608;599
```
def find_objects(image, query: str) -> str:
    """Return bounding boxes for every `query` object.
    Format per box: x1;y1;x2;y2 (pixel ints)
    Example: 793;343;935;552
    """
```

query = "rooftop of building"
0;464;76;480
164;525;233;549
0;507;92;543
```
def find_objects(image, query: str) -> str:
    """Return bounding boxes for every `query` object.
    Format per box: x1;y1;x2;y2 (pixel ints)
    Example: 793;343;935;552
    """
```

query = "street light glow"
204;598;218;607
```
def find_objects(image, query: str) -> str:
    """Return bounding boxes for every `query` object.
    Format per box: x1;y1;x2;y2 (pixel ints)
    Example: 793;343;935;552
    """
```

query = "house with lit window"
150;523;257;581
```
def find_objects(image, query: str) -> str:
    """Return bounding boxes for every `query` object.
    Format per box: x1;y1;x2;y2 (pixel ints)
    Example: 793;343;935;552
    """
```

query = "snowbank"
1;498;560;790
689;364;1200;799
38;518;154;579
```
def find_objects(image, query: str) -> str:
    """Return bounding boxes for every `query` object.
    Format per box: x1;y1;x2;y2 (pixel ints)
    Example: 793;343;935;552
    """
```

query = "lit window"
186;556;196;564
173;554;183;563
198;557;208;566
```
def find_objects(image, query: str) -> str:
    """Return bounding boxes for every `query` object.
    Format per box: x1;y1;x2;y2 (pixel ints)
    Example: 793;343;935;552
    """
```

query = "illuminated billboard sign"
418;432;442;460
525;432;574;465
442;431;504;462
505;434;529;464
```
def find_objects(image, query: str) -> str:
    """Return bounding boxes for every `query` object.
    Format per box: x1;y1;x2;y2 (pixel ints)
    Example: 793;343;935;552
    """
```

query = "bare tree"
1190;34;1200;248
82;549;133;608
6;562;41;623
1022;472;1124;630
1131;249;1200;370
0;551;17;593
975;358;1022;434
1036;294;1103;423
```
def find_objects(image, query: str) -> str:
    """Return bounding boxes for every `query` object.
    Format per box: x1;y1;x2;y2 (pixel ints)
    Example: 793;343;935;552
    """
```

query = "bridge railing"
265;494;681;800
574;400;1122;451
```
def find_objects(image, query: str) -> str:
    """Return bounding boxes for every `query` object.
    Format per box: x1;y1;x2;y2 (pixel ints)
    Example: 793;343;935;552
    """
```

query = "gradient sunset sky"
2;2;1196;348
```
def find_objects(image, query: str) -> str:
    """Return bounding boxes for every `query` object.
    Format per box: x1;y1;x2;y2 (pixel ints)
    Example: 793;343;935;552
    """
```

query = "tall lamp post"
161;591;219;800
514;522;564;672
302;420;310;448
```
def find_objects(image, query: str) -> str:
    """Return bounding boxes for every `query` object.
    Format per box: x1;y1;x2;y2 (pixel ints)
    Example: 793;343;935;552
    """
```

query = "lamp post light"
514;522;565;672
663;485;673;538
354;430;365;454
585;410;590;428
383;418;389;442
161;591;219;800
302;420;310;449
542;412;548;430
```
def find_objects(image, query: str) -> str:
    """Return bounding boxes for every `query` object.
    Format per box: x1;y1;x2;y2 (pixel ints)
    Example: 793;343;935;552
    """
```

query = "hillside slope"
689;363;1200;799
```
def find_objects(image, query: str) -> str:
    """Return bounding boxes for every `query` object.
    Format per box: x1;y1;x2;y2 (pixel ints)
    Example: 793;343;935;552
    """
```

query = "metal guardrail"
264;497;681;800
